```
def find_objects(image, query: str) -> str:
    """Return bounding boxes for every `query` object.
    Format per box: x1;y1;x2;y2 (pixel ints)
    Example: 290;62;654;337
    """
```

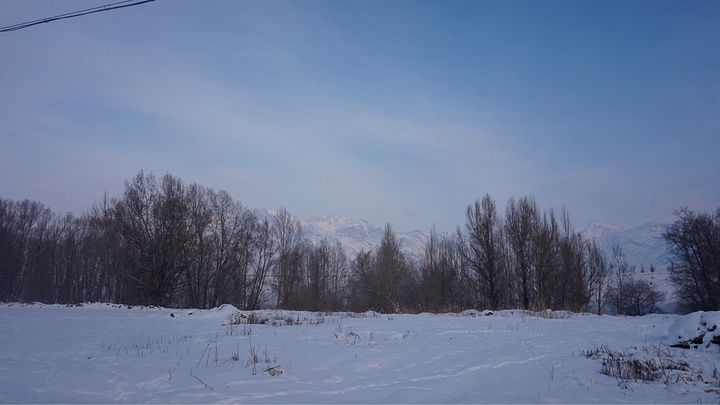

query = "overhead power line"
0;0;155;33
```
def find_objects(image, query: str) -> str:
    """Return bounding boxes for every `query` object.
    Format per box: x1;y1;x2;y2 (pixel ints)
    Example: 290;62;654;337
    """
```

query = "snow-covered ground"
1;304;718;403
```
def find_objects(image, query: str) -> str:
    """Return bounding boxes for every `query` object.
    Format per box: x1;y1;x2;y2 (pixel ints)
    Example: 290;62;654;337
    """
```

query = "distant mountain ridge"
252;209;428;260
576;222;676;310
253;209;671;270
576;222;671;271
301;214;428;261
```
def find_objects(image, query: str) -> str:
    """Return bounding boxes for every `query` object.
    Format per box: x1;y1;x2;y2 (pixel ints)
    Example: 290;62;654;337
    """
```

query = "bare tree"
373;223;417;312
246;216;275;310
623;279;664;315
606;244;635;315
587;240;609;314
324;240;349;310
301;240;330;310
663;206;720;312
348;249;375;311
457;194;508;310
86;193;136;304
12;199;55;303
112;171;192;306
183;183;214;308
0;198;100;304
0;199;21;301
349;224;416;313
50;213;85;304
300;240;349;311
419;225;463;312
532;209;560;310
220;191;256;309
272;207;304;309
555;207;590;312
505;196;538;310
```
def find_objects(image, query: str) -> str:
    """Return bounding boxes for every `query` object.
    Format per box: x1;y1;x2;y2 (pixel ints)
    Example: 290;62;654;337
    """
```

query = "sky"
1;0;718;233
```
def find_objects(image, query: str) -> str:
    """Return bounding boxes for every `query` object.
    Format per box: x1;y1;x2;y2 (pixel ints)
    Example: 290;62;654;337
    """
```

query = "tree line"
2;171;709;314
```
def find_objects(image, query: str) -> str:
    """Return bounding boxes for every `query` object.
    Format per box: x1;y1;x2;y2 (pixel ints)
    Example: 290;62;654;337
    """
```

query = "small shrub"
584;343;700;389
584;345;660;385
227;311;326;327
247;313;269;325
264;365;282;376
246;340;281;376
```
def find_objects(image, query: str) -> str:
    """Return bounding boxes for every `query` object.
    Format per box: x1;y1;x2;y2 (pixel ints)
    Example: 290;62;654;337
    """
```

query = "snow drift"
667;311;720;350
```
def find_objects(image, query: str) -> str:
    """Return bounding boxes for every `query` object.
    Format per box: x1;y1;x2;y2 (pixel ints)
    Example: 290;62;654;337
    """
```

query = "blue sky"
1;0;718;232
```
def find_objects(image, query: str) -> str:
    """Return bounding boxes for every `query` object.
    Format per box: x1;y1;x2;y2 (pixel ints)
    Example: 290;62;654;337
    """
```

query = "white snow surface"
1;303;719;404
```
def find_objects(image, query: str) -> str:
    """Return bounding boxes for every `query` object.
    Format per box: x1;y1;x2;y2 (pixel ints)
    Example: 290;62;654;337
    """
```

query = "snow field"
0;303;718;403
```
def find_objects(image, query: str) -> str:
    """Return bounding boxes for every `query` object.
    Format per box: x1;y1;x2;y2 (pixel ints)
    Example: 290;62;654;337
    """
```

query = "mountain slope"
302;214;428;260
577;222;671;271
251;209;429;261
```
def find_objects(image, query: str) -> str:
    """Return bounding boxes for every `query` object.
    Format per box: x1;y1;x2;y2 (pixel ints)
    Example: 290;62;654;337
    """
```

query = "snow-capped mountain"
302;214;428;261
577;221;671;271
302;214;384;257
300;216;672;270
251;209;429;261
251;207;277;224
